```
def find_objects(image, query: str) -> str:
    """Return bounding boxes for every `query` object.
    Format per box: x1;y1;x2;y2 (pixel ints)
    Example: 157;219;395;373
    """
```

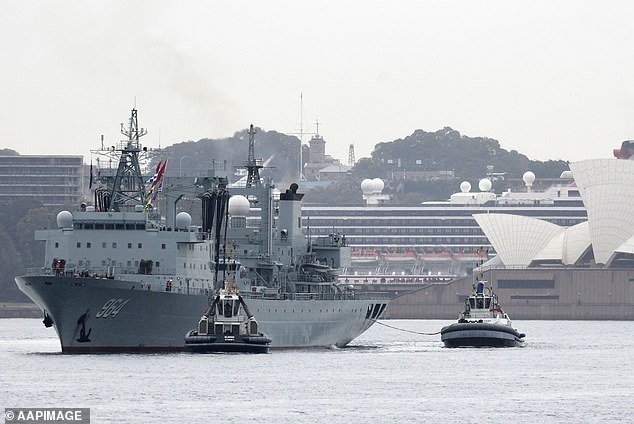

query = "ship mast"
108;109;147;211
245;124;263;187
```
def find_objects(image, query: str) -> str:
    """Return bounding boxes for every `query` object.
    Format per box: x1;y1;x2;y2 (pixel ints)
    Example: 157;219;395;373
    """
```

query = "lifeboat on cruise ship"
350;247;380;264
382;250;418;262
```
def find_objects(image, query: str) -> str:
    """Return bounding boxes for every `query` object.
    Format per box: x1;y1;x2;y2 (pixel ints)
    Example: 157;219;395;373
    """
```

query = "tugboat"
185;281;271;353
440;279;525;348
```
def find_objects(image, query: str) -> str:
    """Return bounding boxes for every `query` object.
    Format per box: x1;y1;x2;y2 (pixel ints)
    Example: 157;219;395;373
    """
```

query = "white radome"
56;211;73;229
360;179;374;194
175;212;192;230
371;178;384;193
229;195;250;217
478;178;492;192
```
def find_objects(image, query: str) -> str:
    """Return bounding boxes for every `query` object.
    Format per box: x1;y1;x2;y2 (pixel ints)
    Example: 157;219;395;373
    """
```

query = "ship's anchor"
75;309;92;343
42;311;53;328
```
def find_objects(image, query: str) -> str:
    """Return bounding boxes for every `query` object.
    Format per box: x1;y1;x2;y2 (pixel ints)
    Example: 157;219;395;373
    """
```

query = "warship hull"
15;275;385;352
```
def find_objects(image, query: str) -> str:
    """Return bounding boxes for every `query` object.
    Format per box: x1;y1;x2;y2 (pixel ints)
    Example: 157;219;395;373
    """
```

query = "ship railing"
26;267;52;276
25;266;179;278
240;290;391;301
25;266;118;279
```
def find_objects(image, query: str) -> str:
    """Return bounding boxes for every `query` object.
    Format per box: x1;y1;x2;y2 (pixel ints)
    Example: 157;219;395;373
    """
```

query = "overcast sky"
1;1;633;167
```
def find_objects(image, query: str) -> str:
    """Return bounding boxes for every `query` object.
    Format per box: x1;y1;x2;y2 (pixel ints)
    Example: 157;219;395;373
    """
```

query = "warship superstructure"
15;110;389;352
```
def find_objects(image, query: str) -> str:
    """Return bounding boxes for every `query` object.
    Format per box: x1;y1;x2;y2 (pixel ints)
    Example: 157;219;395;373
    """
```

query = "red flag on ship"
146;159;168;207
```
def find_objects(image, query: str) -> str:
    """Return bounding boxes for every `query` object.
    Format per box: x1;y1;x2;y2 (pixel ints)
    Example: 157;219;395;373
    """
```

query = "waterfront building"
0;155;85;208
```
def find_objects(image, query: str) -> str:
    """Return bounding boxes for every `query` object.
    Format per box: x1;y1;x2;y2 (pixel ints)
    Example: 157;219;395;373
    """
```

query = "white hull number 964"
96;298;130;318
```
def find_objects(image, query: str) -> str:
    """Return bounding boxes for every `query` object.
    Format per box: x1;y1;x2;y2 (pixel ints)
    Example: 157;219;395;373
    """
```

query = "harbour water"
1;319;632;423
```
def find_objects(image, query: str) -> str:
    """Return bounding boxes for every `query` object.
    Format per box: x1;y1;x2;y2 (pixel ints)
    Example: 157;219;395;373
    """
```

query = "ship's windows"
115;223;124;230
86;260;90;266
155;261;160;267
127;261;131;267
74;223;82;230
78;260;83;266
76;242;81;248
136;224;145;230
86;242;91;248
128;243;132;248
138;243;142;248
102;261;106;266
102;242;106;248
184;263;186;268
54;242;59;248
112;242;117;248
95;223;104;230
134;261;138;267
85;223;95;229
161;244;166;249
126;224;135;230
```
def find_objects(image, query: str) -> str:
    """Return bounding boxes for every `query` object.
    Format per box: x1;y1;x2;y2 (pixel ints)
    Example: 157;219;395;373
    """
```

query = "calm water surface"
1;319;632;423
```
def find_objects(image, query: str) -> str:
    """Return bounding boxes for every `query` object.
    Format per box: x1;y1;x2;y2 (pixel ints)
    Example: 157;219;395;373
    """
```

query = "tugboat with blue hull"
185;281;271;353
441;280;525;348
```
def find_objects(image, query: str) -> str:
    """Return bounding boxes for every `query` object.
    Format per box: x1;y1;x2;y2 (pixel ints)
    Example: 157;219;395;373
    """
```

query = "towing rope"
373;319;441;335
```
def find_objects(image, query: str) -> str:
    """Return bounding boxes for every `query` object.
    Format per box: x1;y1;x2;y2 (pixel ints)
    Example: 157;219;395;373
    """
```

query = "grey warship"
15;109;389;352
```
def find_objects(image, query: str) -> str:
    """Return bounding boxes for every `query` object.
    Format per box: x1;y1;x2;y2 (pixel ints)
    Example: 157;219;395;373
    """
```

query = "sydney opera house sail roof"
475;157;634;268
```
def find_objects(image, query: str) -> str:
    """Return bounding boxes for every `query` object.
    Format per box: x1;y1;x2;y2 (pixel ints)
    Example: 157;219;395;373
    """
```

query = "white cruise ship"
302;172;587;278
